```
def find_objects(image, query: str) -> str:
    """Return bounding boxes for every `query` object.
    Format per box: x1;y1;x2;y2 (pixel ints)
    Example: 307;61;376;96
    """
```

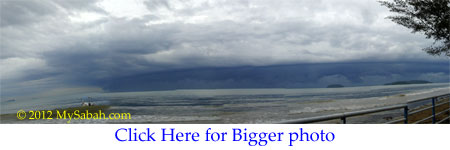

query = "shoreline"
1;98;448;124
1;85;449;124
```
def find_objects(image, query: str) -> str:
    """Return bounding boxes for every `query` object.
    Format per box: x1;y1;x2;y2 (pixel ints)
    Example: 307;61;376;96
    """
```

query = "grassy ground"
407;99;450;124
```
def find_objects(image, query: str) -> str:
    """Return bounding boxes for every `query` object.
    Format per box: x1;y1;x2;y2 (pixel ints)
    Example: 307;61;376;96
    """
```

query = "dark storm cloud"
103;62;450;91
1;0;448;97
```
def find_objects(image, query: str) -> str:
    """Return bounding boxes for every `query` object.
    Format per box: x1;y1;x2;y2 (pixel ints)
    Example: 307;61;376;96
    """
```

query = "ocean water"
1;83;449;123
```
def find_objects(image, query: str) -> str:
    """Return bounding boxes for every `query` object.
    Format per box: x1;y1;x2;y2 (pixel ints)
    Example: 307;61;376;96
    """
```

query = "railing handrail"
281;104;407;124
281;93;450;124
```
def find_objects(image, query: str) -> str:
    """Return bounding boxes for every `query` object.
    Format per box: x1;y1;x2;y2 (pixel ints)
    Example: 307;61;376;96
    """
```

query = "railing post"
404;106;408;124
341;117;346;124
432;97;436;124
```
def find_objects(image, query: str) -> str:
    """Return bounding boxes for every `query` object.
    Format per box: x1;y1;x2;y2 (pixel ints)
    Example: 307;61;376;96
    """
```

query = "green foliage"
379;0;450;56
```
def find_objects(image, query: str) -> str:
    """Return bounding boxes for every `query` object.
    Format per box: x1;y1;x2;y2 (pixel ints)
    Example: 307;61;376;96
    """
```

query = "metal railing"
281;93;450;124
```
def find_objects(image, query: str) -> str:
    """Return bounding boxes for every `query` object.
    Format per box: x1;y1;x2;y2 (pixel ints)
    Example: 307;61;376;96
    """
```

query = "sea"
1;83;449;124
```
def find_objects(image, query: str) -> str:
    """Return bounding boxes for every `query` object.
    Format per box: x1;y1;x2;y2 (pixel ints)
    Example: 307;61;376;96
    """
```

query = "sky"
1;0;449;98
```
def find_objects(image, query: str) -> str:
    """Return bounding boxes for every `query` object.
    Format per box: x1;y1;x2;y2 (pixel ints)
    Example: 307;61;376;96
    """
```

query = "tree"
379;0;450;56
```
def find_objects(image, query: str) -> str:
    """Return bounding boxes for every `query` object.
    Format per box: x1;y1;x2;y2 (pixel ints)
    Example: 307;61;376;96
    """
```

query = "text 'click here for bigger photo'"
0;0;449;149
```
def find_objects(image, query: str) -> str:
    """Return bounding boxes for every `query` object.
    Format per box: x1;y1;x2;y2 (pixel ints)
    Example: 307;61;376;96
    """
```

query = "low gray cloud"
318;74;352;86
0;0;58;27
418;72;450;83
1;0;448;97
101;62;449;92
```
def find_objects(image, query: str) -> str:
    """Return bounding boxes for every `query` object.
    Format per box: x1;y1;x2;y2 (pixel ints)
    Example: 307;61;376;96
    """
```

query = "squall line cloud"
0;0;448;97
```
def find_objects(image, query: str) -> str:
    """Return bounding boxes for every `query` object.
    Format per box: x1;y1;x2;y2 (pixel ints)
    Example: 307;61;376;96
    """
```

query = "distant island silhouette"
384;80;431;85
327;84;344;88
